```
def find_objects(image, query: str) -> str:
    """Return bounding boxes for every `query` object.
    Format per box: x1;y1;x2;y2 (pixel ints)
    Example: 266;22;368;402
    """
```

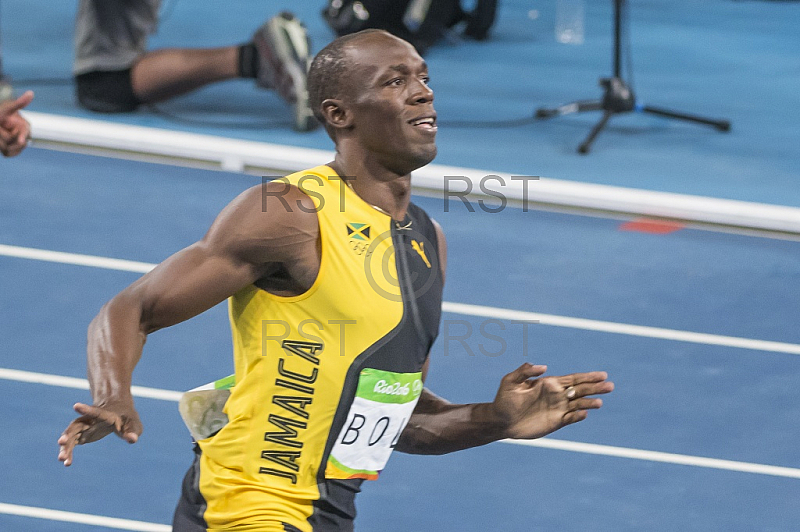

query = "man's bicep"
131;239;262;333
132;184;310;332
134;183;319;332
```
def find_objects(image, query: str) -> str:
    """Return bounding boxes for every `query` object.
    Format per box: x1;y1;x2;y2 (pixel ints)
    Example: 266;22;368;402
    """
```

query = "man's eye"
421;77;431;86
390;78;405;86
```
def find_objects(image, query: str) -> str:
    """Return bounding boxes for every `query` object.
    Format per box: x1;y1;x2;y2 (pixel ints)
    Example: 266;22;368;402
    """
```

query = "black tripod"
536;0;730;154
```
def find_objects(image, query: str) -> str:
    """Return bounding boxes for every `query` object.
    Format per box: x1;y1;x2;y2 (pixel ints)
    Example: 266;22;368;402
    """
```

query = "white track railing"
24;111;800;234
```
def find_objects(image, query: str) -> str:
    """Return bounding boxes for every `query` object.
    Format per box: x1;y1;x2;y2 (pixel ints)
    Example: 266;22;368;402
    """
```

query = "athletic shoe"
253;12;318;132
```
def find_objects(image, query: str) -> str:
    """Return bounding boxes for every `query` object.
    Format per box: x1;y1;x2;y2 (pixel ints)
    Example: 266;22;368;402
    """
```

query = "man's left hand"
490;363;614;440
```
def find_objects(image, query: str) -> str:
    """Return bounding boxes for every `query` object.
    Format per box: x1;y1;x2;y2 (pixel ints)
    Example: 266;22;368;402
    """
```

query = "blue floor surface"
1;148;798;530
2;0;799;205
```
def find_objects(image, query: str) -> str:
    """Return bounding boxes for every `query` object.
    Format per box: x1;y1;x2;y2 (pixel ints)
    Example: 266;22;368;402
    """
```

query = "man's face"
342;32;438;175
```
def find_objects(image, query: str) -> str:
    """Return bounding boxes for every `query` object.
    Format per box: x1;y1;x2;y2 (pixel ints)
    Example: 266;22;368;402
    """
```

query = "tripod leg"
578;111;613;154
642;105;730;132
536;99;603;119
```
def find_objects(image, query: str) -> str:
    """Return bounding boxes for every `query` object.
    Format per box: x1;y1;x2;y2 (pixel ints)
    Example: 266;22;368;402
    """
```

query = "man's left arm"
396;362;613;455
395;219;614;455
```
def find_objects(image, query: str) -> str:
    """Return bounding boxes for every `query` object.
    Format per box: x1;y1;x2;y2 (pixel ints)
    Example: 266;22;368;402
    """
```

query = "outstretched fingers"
561;409;590;426
74;403;141;443
557;395;604;427
504;362;548;385
554;371;614;427
561;372;614;397
57;402;140;466
563;371;610;385
0;90;34;118
72;403;124;433
568;397;604;412
57;417;92;466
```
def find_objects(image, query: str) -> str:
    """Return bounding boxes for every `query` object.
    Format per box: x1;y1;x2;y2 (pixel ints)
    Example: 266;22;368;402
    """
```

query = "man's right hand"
0;90;34;157
57;400;143;466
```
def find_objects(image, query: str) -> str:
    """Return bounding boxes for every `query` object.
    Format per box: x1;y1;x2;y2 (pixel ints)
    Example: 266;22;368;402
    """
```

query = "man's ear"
320;98;353;131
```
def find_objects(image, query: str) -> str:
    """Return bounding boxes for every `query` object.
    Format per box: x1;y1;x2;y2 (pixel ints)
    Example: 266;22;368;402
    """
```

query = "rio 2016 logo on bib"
325;368;423;480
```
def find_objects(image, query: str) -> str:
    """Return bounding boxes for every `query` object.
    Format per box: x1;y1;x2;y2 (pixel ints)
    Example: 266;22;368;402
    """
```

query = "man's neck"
329;154;413;221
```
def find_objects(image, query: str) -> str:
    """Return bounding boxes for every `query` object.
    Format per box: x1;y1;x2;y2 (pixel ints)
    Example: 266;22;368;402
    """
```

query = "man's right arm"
58;182;319;465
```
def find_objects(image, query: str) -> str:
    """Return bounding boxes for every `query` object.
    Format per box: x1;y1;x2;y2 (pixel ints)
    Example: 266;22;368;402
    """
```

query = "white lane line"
3;367;798;480
504;438;800;479
0;244;154;273
0;368;182;402
3;243;800;355
443;301;800;355
0;502;170;531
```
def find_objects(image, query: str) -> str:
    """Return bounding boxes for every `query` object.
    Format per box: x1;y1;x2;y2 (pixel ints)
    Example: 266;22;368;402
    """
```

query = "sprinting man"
58;30;613;531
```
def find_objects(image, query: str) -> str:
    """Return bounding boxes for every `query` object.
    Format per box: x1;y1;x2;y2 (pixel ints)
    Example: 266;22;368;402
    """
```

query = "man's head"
308;30;437;174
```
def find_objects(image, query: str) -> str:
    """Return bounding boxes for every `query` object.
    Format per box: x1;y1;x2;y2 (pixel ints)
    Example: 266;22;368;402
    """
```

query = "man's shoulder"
207;175;321;264
262;165;337;206
218;173;321;235
276;165;336;191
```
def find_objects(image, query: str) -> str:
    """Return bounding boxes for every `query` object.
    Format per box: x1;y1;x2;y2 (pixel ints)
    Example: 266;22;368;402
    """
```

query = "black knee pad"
75;69;142;113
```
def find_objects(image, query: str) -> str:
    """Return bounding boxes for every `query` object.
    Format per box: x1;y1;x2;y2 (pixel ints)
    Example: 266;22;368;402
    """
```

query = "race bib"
178;374;235;441
326;369;423;481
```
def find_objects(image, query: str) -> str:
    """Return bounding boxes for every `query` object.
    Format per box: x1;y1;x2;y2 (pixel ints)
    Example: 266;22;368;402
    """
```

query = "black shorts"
75;69;142;113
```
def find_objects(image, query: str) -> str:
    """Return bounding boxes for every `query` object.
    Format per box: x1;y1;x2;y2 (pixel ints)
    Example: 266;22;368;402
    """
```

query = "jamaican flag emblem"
346;222;371;241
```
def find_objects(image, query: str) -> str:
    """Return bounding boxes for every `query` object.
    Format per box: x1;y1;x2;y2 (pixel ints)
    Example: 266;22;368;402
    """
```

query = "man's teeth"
412;118;435;126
